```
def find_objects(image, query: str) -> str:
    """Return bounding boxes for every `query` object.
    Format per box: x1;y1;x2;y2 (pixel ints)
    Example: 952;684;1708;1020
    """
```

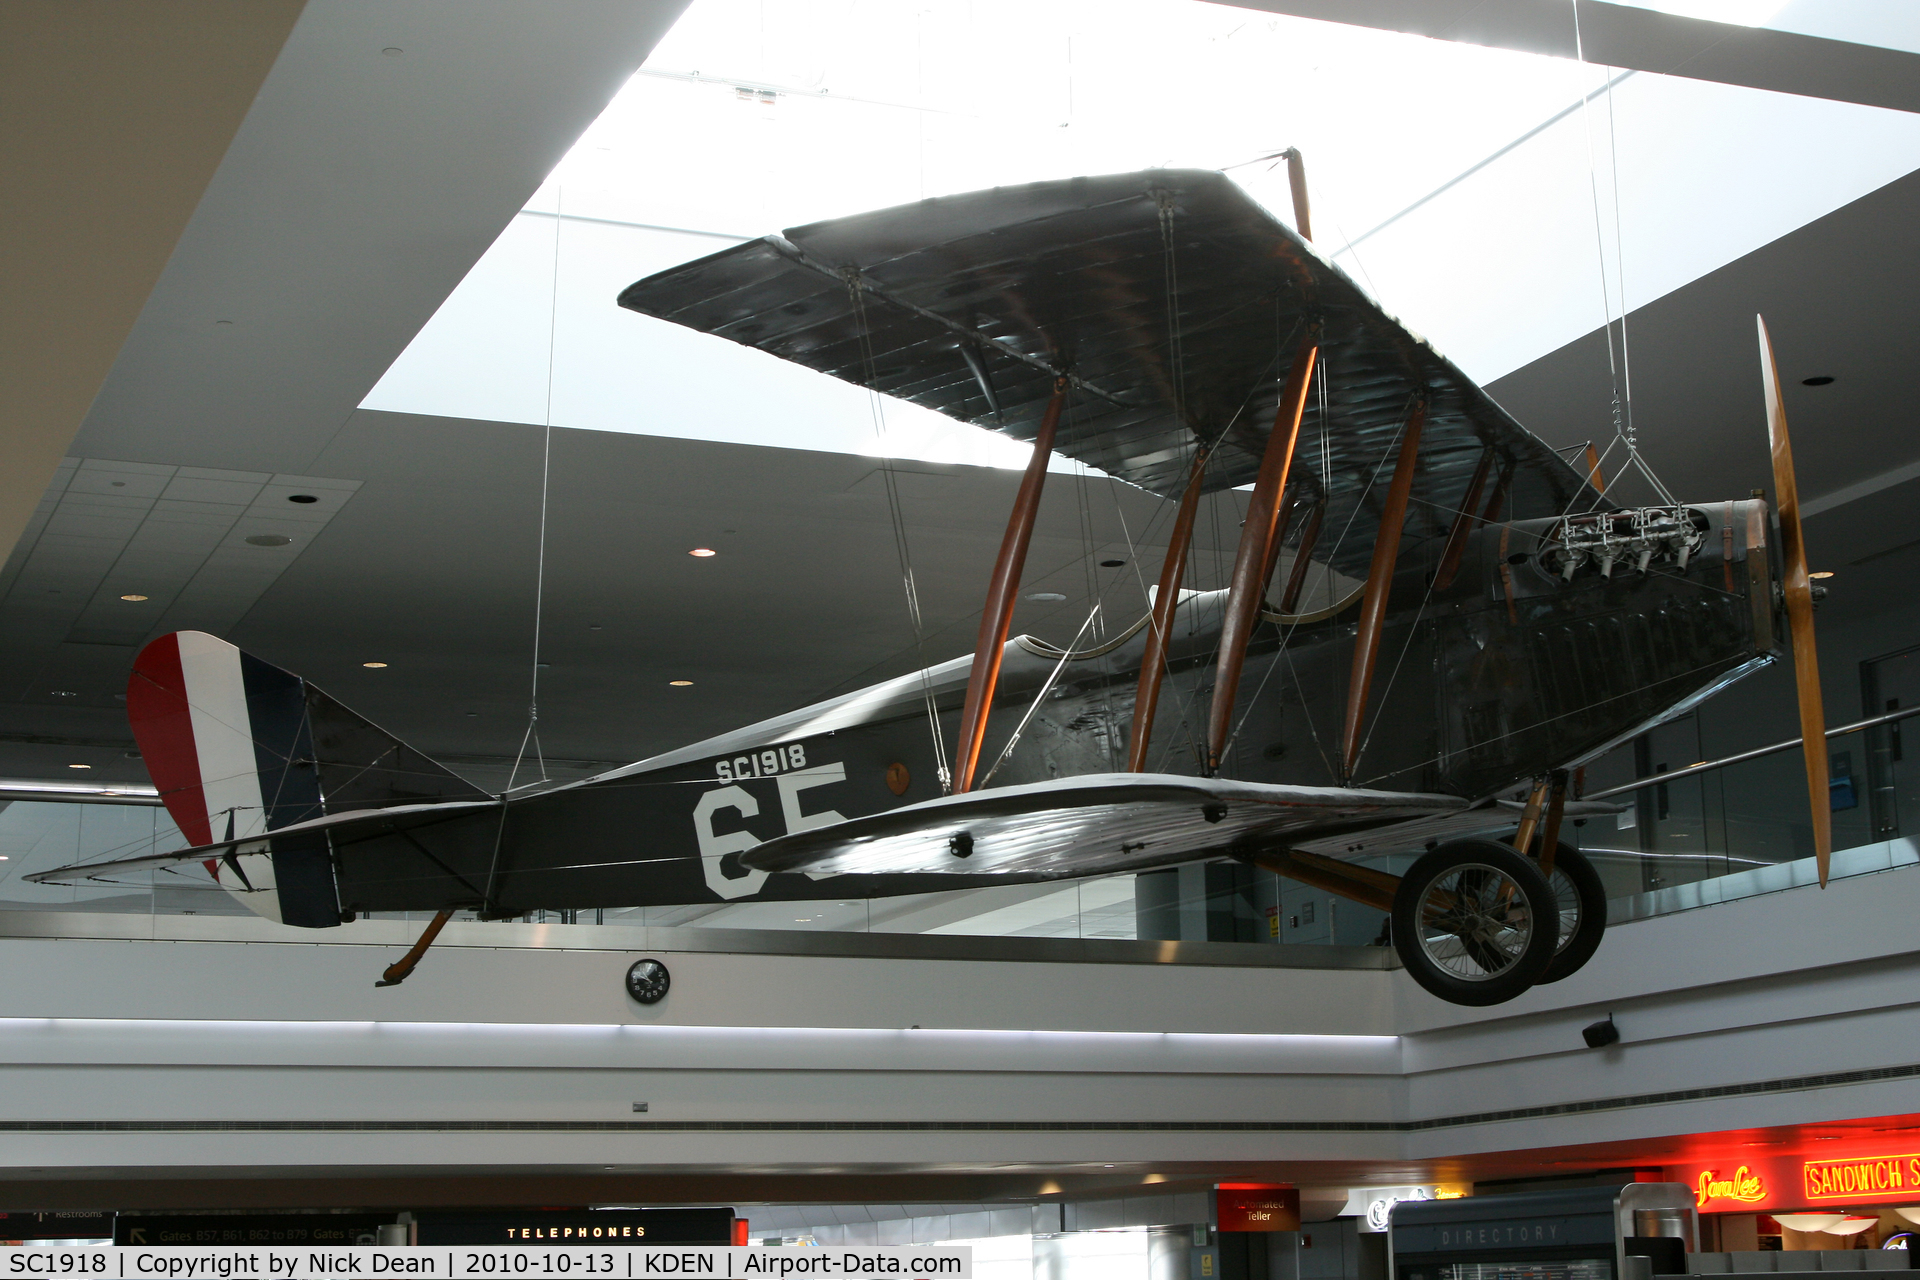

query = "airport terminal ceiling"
3;0;1919;794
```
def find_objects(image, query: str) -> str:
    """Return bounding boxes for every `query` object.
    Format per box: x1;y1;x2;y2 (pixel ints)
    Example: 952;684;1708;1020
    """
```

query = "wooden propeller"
1757;315;1831;886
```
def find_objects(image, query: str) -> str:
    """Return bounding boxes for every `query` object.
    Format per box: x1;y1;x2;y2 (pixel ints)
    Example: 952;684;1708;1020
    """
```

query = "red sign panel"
1692;1165;1769;1210
1217;1185;1300;1233
1803;1153;1920;1201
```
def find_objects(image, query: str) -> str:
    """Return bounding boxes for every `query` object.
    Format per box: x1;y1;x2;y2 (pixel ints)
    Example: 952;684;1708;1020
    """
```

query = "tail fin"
128;631;489;927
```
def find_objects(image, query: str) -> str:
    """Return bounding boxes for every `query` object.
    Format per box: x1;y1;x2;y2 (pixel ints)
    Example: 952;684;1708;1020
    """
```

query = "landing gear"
1536;843;1607;984
1391;838;1559;1006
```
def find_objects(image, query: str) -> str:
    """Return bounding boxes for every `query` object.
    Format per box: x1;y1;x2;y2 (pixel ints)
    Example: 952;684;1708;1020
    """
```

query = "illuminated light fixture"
669;680;694;687
1810;571;1834;579
363;662;388;669
1895;1209;1920;1227
1774;1214;1846;1232
67;763;92;770
688;548;717;557
120;594;149;601
1828;1217;1880;1236
1025;591;1067;602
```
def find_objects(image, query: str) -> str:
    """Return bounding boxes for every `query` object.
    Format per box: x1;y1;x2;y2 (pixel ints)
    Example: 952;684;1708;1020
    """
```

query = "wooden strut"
1127;447;1210;772
1511;779;1550;857
1283;148;1313;243
1431;447;1495;593
1206;338;1319;774
1536;770;1570;876
1278;499;1325;614
1244;848;1396;914
1339;399;1429;783
1258;494;1303;599
953;380;1069;793
375;908;455;988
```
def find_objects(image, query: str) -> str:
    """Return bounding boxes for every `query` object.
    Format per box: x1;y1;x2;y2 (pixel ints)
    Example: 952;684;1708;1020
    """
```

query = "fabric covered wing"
741;772;1465;879
619;168;1596;576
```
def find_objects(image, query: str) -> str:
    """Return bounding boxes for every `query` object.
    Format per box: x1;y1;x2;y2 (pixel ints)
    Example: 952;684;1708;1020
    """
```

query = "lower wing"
742;772;1468;879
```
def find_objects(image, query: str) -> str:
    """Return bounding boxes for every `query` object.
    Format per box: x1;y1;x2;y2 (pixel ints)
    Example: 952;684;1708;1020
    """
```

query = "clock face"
625;958;671;1005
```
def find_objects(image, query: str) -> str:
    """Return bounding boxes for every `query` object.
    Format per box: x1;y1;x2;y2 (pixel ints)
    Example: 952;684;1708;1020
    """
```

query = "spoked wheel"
1391;838;1559;1006
1536;843;1608;984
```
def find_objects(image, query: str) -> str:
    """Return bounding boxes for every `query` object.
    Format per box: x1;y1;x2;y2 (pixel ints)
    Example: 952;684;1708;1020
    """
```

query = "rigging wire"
506;182;565;796
1570;0;1674;508
978;603;1104;789
845;273;954;793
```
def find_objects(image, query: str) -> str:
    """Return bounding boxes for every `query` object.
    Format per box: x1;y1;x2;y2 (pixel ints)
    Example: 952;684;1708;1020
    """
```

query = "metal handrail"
1586;703;1920;800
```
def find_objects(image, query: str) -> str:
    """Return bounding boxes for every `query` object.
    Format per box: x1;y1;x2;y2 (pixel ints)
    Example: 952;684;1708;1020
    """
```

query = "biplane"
31;163;1834;1007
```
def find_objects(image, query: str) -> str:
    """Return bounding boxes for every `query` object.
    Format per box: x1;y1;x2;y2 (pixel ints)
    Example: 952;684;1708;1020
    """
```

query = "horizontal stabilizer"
24;799;500;888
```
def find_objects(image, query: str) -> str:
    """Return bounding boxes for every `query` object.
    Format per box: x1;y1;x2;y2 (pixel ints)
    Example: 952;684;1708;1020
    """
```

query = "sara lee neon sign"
1696;1167;1767;1208
1804;1154;1920;1200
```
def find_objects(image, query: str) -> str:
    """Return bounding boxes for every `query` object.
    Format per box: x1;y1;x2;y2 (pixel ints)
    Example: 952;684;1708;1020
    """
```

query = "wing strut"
1127;447;1210;772
1341;397;1428;782
1432;446;1494;592
954;380;1069;793
1207;336;1319;774
1277;498;1325;613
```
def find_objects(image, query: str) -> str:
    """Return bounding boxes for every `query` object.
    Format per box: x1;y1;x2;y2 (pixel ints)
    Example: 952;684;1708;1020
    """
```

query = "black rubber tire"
1536;843;1608;984
1392;838;1560;1006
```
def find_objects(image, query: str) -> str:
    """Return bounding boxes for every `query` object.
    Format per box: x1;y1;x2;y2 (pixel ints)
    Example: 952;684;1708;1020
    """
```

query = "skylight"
363;0;1920;470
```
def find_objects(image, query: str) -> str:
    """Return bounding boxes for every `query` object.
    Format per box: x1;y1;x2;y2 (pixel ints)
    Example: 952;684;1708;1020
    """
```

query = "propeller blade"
1757;315;1831;886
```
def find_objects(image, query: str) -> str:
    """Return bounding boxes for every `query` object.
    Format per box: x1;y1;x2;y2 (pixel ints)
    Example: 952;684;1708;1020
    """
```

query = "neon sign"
1804;1153;1920;1200
1695;1167;1767;1208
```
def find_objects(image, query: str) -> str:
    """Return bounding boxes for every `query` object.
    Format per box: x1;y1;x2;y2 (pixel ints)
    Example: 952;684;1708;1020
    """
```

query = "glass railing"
4;699;1915;947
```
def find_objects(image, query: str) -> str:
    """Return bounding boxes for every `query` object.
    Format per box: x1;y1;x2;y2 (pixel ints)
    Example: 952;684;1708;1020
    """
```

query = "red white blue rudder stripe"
128;631;337;927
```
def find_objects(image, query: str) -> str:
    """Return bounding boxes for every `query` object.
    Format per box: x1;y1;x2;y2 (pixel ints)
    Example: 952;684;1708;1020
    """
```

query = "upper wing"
619;168;1596;576
741;772;1465;879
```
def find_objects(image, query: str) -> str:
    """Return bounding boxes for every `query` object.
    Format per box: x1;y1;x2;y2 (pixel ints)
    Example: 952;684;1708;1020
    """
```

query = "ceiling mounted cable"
1570;0;1674;510
846;274;953;794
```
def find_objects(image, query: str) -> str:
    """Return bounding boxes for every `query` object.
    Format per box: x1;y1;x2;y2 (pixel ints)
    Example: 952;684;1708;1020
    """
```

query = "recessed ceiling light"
120;594;149;602
1801;376;1835;386
1809;571;1834;579
669;679;694;686
1025;591;1067;602
381;46;403;55
67;763;91;770
688;548;717;557
287;494;318;504
1100;559;1126;567
49;690;78;698
245;534;293;547
363;662;388;669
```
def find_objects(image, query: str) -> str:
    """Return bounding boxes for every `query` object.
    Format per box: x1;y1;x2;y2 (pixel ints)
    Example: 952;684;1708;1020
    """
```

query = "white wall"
0;855;1915;1177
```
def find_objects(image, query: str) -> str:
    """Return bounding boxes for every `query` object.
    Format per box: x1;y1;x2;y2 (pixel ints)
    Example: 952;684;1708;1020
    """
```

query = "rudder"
128;631;489;927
